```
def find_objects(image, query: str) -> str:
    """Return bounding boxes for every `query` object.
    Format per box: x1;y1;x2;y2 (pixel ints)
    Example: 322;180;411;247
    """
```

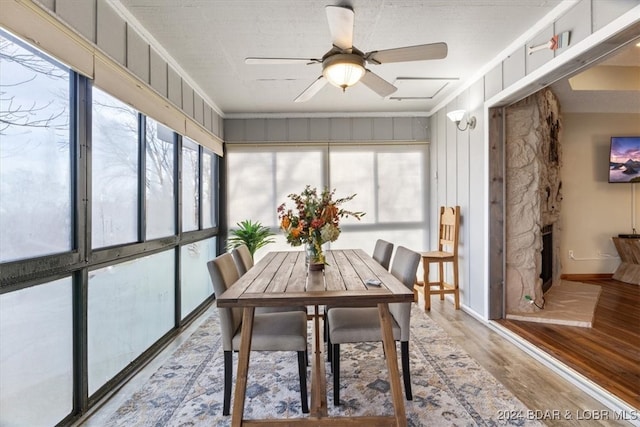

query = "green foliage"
227;220;275;256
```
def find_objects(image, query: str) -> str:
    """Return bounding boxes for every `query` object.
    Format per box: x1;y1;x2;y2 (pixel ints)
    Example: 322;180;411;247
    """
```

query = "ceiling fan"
245;5;448;102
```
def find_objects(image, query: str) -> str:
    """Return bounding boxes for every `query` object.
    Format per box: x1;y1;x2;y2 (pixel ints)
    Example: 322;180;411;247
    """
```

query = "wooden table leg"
310;305;328;417
231;307;255;427
378;303;408;427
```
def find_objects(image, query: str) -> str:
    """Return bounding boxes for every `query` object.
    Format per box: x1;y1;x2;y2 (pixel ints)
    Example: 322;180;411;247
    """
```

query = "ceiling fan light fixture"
322;54;366;91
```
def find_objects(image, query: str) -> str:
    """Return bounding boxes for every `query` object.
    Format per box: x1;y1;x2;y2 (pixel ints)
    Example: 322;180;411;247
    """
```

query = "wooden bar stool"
414;206;461;310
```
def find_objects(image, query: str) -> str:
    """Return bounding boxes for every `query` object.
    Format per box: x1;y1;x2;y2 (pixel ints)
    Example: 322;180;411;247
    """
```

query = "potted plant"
227;219;276;256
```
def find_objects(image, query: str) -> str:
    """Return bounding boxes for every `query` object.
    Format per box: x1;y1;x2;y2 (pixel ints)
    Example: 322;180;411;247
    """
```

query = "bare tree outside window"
0;33;71;262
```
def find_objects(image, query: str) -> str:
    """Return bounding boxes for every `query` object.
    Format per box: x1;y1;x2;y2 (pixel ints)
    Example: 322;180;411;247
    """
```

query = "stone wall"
505;88;562;313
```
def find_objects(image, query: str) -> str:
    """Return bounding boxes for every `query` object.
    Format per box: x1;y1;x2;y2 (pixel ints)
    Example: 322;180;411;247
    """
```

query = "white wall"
560;113;640;275
428;1;640;319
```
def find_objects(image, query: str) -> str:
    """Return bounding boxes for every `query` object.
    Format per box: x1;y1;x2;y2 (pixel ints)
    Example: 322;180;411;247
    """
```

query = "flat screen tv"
609;136;640;183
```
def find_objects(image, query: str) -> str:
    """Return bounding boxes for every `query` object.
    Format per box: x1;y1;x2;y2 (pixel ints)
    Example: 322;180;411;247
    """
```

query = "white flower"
320;223;340;242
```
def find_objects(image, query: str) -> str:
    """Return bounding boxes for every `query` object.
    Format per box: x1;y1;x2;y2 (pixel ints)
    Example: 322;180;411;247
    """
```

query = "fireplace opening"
541;224;553;293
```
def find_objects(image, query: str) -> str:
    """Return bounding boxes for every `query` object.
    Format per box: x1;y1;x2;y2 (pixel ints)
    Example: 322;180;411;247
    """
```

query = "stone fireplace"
505;88;562;314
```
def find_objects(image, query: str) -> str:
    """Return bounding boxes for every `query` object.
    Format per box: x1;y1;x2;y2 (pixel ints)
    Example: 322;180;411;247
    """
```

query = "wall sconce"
447;109;476;131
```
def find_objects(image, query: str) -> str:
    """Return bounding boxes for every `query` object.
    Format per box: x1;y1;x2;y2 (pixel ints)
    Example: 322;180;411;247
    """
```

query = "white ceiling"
111;0;637;118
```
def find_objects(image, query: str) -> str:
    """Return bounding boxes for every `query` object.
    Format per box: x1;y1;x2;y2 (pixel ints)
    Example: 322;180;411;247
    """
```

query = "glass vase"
305;241;325;271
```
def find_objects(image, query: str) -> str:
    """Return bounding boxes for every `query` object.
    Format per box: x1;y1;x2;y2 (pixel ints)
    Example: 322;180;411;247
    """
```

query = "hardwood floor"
496;279;639;411
422;285;637;426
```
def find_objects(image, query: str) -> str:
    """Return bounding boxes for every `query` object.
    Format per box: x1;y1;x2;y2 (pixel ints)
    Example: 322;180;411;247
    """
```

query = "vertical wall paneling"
330;118;351;141
203;104;213;132
55;0;96;43
288;118;310;141
502;47;526;89
309;118;330;141
181;82;194;118
223;117;430;143
392;117;414;141
245;119;266;142
167;66;182;109
411;117;429;142
526;26;554;75
212;113;221;138
352;118;374;141
428;115;439;251
445;111;457;206
468;79;486;313
149;48;168;98
96;0;126;66
266;119;287;141
456;126;470;309
373;117;394;140
592;0;638;31
193;93;204;126
436;112;448;234
224;120;244;142
555;0;592;56
484;64;503;101
126;28;150;84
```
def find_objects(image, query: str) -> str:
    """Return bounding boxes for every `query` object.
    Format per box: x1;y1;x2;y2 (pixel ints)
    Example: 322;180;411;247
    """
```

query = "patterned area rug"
106;305;543;426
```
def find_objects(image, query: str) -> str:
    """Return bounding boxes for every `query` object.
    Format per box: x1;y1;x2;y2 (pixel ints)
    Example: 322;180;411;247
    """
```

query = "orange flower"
322;204;338;222
281;216;290;229
277;185;364;248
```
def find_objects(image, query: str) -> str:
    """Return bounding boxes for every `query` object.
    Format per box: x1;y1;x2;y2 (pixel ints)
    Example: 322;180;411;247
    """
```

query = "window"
201;149;216;229
91;87;139;248
0;277;73;426
1;29;220;424
226;143;428;259
87;250;175;395
329;145;428;252
182;137;199;232
180;237;216;318
145;119;176;239
0;31;71;262
227;146;324;229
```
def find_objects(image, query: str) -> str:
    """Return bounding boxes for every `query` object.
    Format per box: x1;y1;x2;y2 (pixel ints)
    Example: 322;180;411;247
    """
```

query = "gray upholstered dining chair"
207;253;309;415
324;239;394;345
326;245;420;405
231;244;253;276
372;239;394;270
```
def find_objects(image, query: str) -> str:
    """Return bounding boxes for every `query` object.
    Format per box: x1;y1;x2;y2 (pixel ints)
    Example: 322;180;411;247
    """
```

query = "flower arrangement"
277;185;364;267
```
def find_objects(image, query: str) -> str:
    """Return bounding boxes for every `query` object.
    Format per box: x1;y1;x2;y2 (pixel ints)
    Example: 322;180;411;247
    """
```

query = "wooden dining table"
216;248;415;426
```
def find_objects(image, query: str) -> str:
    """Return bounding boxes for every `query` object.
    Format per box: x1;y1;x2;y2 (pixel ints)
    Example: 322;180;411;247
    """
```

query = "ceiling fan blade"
326;5;354;50
245;57;320;65
366;42;448;64
360;70;397;97
294;76;328;102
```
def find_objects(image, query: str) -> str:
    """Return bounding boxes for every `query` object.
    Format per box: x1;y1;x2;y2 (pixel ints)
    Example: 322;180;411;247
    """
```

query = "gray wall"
224;117;429;143
37;0;223;140
429;0;639;318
